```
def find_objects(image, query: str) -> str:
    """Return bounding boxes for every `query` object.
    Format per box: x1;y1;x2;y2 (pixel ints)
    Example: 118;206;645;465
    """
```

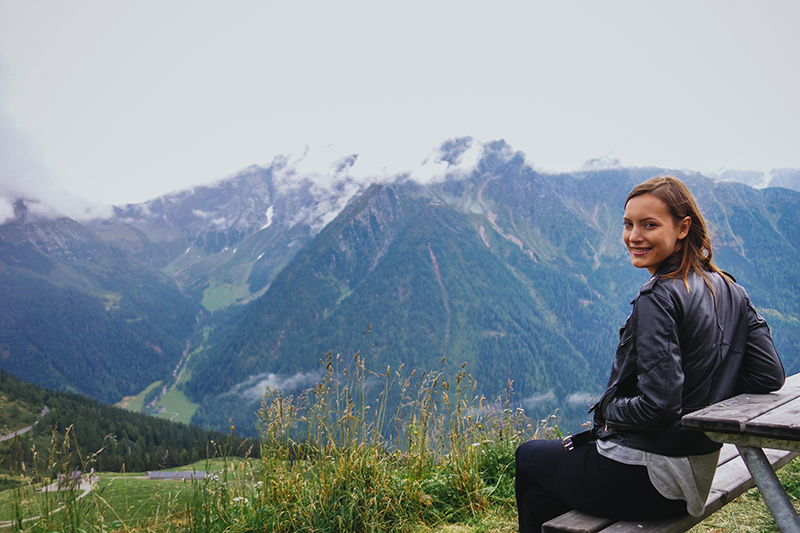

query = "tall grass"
2;425;106;533
2;350;555;533
186;350;556;533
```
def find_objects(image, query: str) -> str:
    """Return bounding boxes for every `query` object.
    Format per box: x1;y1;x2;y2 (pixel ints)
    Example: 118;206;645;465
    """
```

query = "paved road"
0;426;34;442
0;477;96;528
1;407;48;442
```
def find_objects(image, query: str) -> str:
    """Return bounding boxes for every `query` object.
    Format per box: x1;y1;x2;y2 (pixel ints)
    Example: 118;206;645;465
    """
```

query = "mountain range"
2;139;799;435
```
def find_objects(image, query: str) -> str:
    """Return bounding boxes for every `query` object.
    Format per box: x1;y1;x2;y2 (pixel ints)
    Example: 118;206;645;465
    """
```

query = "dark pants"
515;438;686;533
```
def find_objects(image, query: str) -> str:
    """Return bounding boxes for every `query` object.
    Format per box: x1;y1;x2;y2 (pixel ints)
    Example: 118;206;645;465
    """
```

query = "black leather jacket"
592;262;785;456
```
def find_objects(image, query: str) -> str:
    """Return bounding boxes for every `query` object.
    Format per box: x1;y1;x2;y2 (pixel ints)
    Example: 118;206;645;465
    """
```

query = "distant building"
147;471;206;480
58;470;82;482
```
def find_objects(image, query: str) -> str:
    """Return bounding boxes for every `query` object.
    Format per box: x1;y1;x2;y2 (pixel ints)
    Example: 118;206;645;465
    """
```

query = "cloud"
394;137;485;184
331;154;358;176
268;138;490;192
0;108;112;223
566;392;597;407
580;152;622;171
521;391;556;410
226;370;323;403
0;198;14;224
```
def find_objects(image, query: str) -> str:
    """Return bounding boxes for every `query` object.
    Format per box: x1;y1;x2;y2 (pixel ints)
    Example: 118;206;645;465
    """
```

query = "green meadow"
153;389;199;426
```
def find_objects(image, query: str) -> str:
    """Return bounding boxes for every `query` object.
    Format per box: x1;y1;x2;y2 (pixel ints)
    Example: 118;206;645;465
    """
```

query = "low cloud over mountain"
0;110;112;224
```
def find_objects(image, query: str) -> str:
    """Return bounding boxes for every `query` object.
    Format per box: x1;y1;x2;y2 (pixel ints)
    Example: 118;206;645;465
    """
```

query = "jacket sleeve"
602;291;684;430
737;300;785;394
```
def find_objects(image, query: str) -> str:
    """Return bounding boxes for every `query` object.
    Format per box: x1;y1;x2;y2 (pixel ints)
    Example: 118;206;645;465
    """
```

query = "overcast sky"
1;1;799;209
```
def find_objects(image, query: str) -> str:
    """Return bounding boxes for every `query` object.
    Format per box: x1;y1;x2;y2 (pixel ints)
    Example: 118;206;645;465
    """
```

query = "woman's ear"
677;216;691;239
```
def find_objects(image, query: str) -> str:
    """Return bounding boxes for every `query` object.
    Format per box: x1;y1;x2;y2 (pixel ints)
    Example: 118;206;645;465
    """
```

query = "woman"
515;176;785;532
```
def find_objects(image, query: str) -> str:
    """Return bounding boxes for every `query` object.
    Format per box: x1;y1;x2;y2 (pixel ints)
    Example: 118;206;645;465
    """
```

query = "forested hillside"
0;371;253;473
0;215;198;403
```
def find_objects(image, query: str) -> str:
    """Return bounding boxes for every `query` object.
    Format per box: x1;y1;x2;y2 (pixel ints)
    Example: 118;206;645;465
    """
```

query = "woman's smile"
629;246;653;256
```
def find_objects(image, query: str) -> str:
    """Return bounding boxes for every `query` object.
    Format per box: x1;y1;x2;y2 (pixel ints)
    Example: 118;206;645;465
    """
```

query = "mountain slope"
87;164;366;309
0;213;198;403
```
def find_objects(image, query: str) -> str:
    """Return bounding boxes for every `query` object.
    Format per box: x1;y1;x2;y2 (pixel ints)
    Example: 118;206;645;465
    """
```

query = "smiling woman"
514;176;786;532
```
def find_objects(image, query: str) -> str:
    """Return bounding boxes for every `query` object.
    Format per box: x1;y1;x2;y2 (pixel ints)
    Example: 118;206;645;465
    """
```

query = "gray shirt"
596;439;719;517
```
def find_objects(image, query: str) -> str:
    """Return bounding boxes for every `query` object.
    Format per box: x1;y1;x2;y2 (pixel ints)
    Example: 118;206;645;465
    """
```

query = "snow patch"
261;205;274;230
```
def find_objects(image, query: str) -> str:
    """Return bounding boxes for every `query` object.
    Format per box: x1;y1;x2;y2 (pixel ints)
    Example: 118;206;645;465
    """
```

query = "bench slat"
717;442;739;465
541;510;614;533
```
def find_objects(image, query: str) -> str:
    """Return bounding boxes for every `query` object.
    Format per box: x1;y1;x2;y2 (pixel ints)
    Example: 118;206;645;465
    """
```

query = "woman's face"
623;193;691;275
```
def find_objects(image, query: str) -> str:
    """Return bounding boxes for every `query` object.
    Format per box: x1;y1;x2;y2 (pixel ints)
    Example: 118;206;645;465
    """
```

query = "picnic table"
682;371;800;533
543;371;800;533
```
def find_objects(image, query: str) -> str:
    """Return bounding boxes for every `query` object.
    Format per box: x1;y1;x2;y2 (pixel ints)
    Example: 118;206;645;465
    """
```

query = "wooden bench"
542;372;800;533
541;444;797;533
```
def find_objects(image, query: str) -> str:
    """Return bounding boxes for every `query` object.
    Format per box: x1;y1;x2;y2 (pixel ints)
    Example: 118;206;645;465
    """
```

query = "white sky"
1;1;799;207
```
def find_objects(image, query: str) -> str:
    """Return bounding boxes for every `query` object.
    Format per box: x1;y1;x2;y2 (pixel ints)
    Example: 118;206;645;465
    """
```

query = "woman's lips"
629;247;652;255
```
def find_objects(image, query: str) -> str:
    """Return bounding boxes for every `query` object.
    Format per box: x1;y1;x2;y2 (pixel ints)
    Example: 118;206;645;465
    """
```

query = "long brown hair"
625;176;725;287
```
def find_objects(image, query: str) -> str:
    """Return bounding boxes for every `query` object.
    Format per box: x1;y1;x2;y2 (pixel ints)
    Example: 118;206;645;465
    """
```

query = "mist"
0;110;112;224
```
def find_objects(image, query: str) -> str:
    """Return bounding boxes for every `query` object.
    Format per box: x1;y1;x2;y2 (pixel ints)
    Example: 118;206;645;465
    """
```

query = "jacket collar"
653;261;680;278
639;261;680;295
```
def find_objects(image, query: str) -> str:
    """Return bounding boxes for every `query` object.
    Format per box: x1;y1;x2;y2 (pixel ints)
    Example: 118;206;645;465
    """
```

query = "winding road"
0;477;96;528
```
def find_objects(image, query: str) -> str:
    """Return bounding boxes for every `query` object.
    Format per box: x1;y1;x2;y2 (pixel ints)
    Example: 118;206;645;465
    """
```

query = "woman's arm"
737;300;785;394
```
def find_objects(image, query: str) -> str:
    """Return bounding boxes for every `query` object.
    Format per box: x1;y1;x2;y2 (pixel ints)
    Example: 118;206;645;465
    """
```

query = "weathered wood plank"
717;443;739;465
682;387;800;434
784;372;800;388
744;396;800;441
542;510;614;533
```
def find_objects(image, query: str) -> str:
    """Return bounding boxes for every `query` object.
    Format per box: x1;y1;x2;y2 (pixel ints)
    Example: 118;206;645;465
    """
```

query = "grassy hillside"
2;358;798;533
